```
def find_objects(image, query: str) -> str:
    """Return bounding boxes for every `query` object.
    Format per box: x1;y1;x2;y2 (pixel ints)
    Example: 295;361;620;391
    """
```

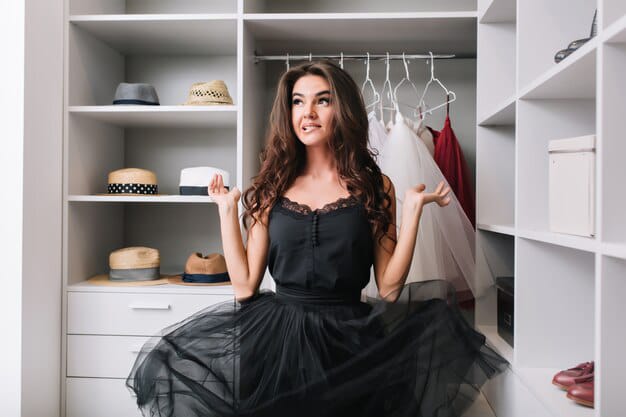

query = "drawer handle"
128;303;171;311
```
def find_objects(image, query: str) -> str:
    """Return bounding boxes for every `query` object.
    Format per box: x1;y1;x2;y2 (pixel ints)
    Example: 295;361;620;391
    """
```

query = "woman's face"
291;74;334;147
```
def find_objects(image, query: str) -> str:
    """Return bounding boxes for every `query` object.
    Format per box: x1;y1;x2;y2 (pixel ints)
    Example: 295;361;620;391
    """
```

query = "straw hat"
88;247;169;286
107;168;158;195
179;167;230;195
184;80;233;105
113;83;160;105
168;253;231;286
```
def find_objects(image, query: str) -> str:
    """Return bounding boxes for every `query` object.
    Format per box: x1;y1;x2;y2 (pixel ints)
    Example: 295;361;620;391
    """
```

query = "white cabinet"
477;0;626;416
67;291;232;335
66;378;142;417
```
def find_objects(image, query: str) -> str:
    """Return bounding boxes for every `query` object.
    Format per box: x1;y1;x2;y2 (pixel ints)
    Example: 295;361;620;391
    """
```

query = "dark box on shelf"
496;276;514;347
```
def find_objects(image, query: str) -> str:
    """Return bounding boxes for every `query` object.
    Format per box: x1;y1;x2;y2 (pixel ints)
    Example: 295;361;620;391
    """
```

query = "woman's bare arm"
373;175;450;301
209;174;269;301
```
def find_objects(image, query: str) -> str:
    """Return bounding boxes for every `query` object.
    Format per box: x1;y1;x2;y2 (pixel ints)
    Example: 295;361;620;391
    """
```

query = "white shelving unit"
477;1;626;416
60;1;484;416
41;0;623;415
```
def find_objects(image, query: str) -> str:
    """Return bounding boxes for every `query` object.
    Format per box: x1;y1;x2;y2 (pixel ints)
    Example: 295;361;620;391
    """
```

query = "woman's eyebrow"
292;90;331;97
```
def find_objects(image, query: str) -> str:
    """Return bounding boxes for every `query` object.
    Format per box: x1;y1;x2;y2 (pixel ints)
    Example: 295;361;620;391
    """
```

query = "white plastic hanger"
379;52;397;125
285;53;290;71
393;53;420;109
417;52;457;115
361;53;381;112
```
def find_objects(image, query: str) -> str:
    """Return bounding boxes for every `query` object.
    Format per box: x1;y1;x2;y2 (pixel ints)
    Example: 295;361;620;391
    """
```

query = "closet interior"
59;0;626;416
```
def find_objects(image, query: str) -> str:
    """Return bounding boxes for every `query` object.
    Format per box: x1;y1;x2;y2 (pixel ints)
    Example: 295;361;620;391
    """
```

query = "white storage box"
549;135;595;237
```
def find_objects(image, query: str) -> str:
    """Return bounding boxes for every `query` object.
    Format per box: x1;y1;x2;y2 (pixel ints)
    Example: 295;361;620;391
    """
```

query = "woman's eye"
318;97;330;105
292;98;303;105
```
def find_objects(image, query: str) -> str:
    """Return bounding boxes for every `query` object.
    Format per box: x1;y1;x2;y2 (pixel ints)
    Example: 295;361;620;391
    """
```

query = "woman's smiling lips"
302;123;321;132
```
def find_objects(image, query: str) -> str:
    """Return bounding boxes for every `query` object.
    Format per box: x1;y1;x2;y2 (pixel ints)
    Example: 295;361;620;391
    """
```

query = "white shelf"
477;223;515;236
68;195;214;203
245;13;477;56
243;12;477;20
516;229;598;253
479;0;516;23
602;242;626;260
604;13;626;44
69;14;237;55
68;105;238;128
519;38;597;100
477;324;514;364
514;367;594;417
68;280;234;295
478;95;516;126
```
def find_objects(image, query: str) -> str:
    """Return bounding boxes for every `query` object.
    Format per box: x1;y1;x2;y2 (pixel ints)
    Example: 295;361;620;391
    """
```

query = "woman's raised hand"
404;181;452;211
208;173;241;212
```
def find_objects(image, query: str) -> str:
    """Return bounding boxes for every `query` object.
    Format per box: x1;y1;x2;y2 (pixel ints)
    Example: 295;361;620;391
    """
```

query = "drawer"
67;335;149;378
66;378;142;417
68;292;233;335
66;378;233;417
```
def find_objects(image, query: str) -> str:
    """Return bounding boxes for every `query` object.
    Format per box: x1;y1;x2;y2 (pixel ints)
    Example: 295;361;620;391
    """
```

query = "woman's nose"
304;105;317;118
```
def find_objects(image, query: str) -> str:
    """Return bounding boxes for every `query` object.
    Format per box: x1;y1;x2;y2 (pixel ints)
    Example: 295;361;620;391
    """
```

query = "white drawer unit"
67;291;233;336
66;378;142;417
66;377;233;417
67;335;150;378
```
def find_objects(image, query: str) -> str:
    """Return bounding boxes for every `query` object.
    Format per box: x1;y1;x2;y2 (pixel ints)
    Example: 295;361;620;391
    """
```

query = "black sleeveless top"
267;195;374;301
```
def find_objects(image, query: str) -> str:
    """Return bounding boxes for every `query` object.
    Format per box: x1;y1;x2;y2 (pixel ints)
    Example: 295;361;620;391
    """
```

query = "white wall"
0;1;25;417
22;0;64;415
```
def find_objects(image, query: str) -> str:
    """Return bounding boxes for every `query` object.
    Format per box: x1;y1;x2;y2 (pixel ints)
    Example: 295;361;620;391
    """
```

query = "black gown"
127;195;507;417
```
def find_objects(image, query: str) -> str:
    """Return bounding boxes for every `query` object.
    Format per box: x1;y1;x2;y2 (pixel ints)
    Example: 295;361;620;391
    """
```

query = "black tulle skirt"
127;280;507;417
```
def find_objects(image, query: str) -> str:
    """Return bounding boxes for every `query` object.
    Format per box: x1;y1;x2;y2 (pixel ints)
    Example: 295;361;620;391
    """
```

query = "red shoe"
567;374;594;408
552;361;594;390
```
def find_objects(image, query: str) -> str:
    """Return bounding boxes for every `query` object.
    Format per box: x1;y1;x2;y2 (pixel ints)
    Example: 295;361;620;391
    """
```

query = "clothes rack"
254;53;456;63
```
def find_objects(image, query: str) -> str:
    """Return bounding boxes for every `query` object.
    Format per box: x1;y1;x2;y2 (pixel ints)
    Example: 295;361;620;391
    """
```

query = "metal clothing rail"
254;53;456;64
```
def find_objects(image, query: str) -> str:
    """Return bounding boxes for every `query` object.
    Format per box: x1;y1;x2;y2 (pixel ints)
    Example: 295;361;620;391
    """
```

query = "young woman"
127;61;506;417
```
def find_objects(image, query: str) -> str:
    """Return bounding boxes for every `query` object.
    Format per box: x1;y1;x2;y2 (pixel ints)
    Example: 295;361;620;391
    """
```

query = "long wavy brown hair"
242;60;394;246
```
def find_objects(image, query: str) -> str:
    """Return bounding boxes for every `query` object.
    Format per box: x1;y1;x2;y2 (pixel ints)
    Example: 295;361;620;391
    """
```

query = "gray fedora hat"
113;82;160;105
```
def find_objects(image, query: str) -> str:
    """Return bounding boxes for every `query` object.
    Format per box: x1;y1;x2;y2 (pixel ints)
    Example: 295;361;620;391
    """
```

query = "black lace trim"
278;195;359;215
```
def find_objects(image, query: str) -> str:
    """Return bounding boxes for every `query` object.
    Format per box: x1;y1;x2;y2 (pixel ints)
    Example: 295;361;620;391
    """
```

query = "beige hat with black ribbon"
183;80;233;105
107;168;158;195
168;252;231;286
88;247;169;286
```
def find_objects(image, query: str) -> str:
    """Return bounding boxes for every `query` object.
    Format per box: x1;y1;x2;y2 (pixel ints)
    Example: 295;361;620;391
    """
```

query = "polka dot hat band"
107;168;158;195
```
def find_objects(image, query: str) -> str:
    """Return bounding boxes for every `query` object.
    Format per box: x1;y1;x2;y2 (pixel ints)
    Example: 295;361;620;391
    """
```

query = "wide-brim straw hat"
168;252;231;286
183;80;233;105
179;167;230;195
107;168;159;195
88;247;169;286
113;82;160;105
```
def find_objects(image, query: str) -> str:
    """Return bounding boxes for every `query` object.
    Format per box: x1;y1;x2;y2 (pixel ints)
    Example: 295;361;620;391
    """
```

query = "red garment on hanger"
433;103;475;227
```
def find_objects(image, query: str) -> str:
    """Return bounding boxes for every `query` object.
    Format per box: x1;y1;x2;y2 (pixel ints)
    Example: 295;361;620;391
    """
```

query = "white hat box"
548;135;595;237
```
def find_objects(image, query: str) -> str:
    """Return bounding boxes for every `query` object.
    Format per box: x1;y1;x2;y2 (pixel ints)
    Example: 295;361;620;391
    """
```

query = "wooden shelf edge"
518;37;598;100
69;14;239;22
477;223;516;236
68;105;238;113
478;95;516;126
601;242;626;260
67;195;215;203
516;228;598;253
478;0;516;24
512;367;595;417
67;280;235;295
242;11;478;20
603;13;626;44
